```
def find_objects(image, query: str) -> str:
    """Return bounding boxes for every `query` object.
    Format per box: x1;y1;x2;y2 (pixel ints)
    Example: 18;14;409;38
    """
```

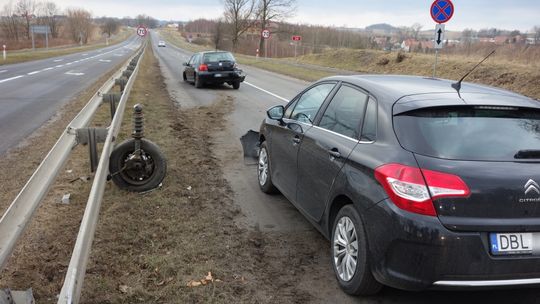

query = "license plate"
490;233;533;255
215;74;222;77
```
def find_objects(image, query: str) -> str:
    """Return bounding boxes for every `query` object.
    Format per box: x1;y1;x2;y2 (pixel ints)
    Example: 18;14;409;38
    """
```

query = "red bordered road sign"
262;29;271;39
137;25;148;37
430;0;454;24
292;35;302;41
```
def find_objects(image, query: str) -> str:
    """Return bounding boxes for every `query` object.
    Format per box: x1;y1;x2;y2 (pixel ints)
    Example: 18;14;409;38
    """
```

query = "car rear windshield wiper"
514;150;540;159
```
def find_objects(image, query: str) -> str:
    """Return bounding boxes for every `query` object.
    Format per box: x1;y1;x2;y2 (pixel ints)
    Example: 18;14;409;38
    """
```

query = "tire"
331;205;382;296
232;81;241;90
195;74;204;88
109;139;167;192
183;72;187;82
257;142;278;194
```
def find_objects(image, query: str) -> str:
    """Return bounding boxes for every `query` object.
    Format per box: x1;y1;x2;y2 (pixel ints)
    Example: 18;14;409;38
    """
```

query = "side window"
284;97;299;119
361;98;377;142
319;85;368;138
188;55;195;66
290;83;335;124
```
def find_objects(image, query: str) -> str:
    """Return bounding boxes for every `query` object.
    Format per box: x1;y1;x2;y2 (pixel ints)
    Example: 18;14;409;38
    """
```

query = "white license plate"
215;74;222;77
490;233;533;255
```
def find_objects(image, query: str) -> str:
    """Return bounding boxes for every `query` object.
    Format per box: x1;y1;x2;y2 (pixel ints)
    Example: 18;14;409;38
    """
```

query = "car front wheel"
258;142;278;194
331;205;382;295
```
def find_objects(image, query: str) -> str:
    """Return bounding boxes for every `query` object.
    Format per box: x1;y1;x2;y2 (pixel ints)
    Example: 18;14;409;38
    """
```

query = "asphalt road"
0;36;142;155
150;31;540;304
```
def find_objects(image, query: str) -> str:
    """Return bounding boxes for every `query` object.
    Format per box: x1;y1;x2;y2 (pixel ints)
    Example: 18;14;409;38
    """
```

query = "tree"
534;26;540;44
101;17;120;38
257;0;297;57
212;18;225;50
223;0;257;51
0;2;23;41
38;1;60;38
66;8;93;44
135;14;157;29
15;0;36;39
411;23;423;40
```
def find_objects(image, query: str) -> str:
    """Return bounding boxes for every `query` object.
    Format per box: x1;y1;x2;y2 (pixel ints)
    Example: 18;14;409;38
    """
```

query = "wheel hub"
333;216;359;282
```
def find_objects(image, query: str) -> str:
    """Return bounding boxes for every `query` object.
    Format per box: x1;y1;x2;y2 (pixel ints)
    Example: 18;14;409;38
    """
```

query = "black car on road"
183;51;245;89
257;75;540;295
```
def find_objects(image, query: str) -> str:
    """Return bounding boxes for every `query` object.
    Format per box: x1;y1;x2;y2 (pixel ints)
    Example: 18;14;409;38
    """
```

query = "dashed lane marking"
0;75;24;83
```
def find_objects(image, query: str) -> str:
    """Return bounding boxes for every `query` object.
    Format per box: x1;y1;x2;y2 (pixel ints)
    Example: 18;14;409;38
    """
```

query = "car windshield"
203;52;235;63
394;106;540;161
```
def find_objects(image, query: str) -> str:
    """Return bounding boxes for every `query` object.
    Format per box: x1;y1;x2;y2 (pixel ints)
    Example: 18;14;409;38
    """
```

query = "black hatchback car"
183;51;245;89
257;75;540;295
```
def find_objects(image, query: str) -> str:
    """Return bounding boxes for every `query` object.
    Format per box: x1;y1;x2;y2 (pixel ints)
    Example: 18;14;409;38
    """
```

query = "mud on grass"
80;46;315;303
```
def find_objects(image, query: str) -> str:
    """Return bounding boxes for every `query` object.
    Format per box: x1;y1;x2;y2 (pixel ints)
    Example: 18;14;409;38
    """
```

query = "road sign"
430;0;454;24
434;24;445;49
31;25;50;34
292;35;302;42
137;26;148;37
262;29;271;39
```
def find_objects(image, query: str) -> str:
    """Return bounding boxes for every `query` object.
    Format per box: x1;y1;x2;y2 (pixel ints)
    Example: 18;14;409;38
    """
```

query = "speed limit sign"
261;29;271;39
137;25;148;37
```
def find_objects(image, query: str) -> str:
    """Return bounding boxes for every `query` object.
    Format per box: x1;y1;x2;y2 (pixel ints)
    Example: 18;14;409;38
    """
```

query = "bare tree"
15;0;36;39
135;14;158;28
533;26;540;44
257;0;296;57
66;8;93;44
38;1;60;38
212;18;225;50
0;1;23;41
411;23;423;40
101;17;120;38
223;0;257;51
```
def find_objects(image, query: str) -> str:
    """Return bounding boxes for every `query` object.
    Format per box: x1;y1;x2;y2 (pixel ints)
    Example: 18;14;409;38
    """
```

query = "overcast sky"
36;0;540;32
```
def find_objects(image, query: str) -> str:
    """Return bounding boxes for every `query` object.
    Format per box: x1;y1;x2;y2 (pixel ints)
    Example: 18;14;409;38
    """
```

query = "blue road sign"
430;0;454;24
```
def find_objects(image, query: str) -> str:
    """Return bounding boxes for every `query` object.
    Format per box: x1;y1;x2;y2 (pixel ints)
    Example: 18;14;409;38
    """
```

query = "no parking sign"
430;0;454;24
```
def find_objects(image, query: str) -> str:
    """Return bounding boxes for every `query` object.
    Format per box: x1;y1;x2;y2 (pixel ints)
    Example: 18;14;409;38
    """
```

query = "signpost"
30;25;51;50
136;25;148;37
2;45;5;61
291;35;302;58
262;29;270;58
430;0;454;77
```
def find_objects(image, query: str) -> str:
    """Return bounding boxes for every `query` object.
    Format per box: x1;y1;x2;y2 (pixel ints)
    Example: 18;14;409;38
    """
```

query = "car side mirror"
182;62;188;66
267;105;285;123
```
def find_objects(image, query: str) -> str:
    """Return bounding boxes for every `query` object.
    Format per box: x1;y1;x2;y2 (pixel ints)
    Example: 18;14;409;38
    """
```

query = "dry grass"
0;28;132;66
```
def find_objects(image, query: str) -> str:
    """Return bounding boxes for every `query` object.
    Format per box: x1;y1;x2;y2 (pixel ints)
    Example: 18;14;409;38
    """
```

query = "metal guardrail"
0;41;146;304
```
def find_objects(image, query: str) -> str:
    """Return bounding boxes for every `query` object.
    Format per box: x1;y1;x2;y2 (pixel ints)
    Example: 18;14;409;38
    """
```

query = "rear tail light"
374;164;470;216
198;64;208;72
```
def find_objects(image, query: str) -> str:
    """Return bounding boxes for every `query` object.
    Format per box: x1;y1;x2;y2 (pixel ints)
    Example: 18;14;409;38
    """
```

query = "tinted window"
319;85;368;138
360;98;377;142
290;83;335;123
285;97;299;119
394;107;540;161
203;52;235;63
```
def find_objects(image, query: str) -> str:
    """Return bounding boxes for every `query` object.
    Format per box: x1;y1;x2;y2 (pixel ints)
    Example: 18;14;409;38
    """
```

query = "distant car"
182;51;245;89
158;41;166;47
257;75;540;295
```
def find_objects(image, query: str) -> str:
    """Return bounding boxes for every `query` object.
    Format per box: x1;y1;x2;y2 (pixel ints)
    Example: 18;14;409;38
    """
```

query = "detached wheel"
109;139;167;192
232;81;241;90
195;74;204;88
331;205;382;295
258;142;278;194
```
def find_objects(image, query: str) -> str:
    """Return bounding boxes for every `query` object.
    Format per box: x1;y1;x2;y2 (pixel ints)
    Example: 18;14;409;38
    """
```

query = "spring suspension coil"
132;104;144;153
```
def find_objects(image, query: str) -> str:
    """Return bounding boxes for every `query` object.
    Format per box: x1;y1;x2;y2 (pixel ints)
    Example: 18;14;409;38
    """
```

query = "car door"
269;82;337;201
296;84;370;221
186;54;198;81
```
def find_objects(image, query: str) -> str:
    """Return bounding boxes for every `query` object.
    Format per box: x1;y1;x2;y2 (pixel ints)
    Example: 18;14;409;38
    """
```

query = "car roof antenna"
451;49;496;95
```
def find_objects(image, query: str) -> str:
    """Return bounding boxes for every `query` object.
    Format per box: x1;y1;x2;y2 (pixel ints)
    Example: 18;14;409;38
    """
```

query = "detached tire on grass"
109;139;167;192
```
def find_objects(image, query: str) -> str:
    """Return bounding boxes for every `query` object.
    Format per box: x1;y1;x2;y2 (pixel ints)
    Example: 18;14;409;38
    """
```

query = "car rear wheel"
258;142;278;194
195;74;203;88
331;205;382;295
232;81;241;90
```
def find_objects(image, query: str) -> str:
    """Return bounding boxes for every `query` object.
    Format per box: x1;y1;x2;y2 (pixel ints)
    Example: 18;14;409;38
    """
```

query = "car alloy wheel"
333;216;358;282
258;147;269;186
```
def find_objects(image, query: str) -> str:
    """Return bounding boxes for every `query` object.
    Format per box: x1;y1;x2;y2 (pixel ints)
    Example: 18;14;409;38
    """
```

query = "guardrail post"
76;128;108;173
102;93;121;119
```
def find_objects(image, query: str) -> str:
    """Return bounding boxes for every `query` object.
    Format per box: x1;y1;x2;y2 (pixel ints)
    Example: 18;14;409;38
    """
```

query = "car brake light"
198;64;208;72
374;164;470;216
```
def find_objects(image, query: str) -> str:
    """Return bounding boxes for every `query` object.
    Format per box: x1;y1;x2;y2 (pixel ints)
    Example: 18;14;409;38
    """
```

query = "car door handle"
328;149;341;159
292;136;301;145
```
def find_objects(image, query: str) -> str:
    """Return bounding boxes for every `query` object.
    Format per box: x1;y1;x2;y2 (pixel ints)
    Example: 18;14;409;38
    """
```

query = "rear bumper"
364;199;540;291
198;70;246;83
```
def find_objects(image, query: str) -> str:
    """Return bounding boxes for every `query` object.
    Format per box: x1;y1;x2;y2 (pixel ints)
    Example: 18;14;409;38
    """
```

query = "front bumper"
364;199;540;290
198;70;246;83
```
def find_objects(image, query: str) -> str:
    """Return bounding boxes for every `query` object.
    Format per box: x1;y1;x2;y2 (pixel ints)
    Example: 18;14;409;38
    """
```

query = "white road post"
2;45;5;61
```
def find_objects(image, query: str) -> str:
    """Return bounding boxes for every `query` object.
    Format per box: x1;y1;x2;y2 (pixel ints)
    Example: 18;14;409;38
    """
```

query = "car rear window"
203;52;235;63
394;106;540;161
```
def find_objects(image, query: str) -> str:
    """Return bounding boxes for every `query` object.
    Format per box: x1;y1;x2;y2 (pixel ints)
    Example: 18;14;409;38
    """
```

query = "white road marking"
244;81;288;102
0;75;24;83
66;62;72;65
99;59;111;63
82;53;88;56
42;67;54;71
65;71;85;76
56;65;64;68
27;71;40;75
53;59;63;62
0;70;7;74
